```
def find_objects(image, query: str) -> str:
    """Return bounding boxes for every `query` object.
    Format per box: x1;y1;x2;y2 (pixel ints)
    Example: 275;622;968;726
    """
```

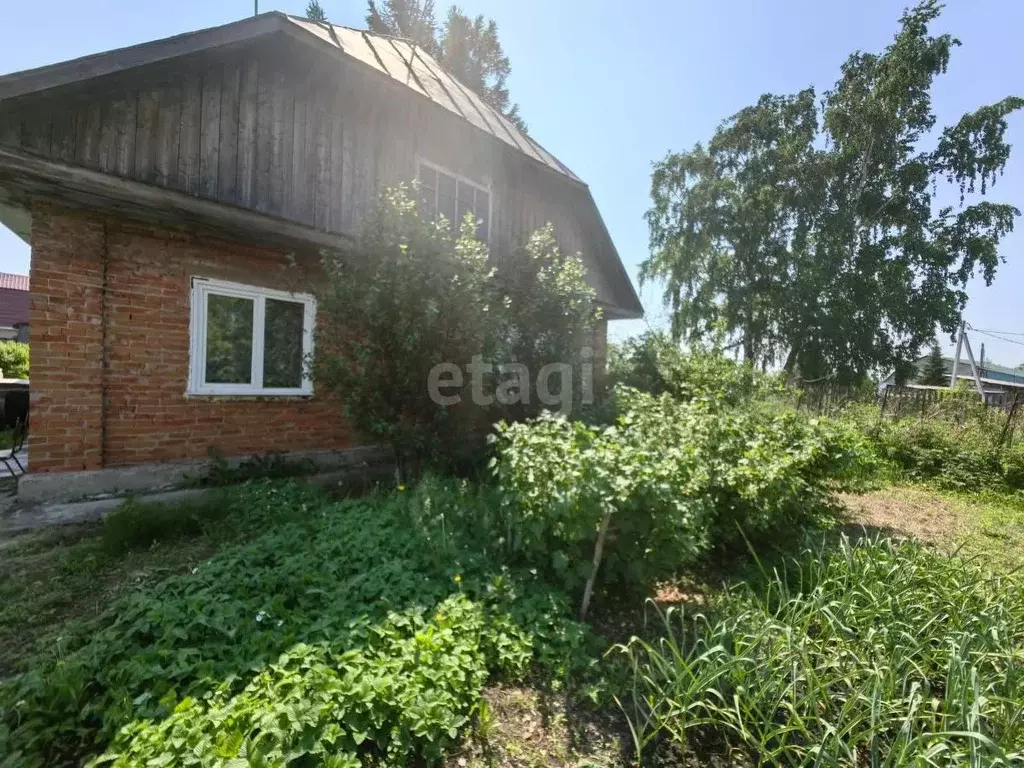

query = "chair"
1;416;27;478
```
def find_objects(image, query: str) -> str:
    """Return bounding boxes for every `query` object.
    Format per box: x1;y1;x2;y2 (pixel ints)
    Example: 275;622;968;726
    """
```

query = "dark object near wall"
2;389;28;430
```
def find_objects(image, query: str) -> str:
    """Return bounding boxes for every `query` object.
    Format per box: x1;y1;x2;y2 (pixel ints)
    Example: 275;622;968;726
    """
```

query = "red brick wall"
29;209;106;472
29;205;355;473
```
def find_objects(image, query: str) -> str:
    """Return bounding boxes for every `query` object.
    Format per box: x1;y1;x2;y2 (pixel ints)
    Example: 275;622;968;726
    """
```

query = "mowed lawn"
841;484;1024;571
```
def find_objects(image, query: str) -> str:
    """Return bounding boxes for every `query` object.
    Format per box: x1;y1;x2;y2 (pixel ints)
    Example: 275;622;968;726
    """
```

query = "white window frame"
416;158;493;242
187;277;316;397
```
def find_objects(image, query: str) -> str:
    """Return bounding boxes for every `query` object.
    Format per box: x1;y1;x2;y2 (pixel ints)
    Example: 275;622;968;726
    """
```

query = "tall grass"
616;537;1024;766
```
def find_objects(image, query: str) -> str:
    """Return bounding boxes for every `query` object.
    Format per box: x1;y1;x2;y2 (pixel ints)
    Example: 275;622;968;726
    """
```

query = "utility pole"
962;332;987;401
254;0;259;15
950;321;965;388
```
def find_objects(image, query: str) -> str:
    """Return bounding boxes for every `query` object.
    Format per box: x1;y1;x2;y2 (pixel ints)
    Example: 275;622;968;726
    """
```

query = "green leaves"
617;536;1024;765
643;0;1023;381
314;184;496;467
0;340;29;379
846;391;1024;493
0;481;594;766
492;378;870;601
315;185;598;470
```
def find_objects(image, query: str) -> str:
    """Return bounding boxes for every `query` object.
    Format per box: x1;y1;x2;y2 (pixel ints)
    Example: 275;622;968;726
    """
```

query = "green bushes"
95;596;526;766
843;394;1024;492
0;341;29;379
492;387;870;601
0;481;593;766
617;537;1024;765
100;495;232;552
313;185;598;472
608;331;782;406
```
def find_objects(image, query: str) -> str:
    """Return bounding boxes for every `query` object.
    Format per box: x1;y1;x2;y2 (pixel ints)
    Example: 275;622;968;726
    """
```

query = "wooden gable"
0;15;642;318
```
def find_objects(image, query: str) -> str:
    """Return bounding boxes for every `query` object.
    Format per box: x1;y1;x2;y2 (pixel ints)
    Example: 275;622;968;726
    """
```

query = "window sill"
184;391;314;401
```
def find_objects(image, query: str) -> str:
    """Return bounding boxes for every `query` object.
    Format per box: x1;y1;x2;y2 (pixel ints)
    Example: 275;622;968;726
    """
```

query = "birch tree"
644;0;1022;381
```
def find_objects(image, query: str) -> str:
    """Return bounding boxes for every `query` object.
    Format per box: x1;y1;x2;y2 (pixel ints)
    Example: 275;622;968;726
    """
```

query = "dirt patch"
838;487;965;547
450;685;626;768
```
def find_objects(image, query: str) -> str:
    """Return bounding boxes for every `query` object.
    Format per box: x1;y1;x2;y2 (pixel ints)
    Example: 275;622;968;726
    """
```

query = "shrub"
314;186;599;475
100;495;231;553
492;387;870;608
490;224;600;421
847;391;1024;492
608;331;782;406
617;537;1024;765
196;450;320;487
0;481;593;766
314;185;495;473
0;341;29;379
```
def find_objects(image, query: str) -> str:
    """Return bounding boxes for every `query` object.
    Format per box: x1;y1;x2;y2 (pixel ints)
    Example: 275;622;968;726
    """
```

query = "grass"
454;685;625;768
841;484;1024;570
1;476;1022;766
616;536;1024;766
0;488;306;676
0;480;595;766
0;522;218;676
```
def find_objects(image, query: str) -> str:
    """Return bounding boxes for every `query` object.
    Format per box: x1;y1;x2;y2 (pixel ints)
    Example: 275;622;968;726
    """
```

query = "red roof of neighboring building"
0;273;29;292
0;273;29;328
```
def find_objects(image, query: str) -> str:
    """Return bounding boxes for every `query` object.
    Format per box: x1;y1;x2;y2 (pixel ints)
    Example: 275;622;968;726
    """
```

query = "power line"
970;327;1024;349
967;326;1024;337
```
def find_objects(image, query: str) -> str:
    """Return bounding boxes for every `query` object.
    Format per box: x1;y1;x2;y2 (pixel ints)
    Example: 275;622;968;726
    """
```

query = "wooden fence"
793;383;1023;449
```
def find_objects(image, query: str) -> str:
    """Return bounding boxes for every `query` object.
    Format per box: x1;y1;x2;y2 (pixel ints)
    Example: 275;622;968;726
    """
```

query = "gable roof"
0;12;579;184
284;18;581;183
0;12;643;319
899;354;1024;388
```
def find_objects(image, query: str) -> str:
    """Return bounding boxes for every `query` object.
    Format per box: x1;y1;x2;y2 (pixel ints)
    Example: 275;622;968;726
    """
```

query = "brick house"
0;13;643;491
0;271;29;341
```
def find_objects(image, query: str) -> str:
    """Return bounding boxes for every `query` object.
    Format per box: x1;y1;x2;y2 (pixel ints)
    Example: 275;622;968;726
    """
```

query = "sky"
1;0;1022;367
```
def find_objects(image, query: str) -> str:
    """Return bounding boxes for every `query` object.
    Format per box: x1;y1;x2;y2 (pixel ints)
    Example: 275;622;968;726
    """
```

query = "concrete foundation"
17;445;391;504
1;447;396;535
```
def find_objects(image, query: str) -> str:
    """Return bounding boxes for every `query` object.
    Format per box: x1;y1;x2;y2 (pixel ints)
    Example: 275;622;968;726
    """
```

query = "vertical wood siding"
0;43;620;305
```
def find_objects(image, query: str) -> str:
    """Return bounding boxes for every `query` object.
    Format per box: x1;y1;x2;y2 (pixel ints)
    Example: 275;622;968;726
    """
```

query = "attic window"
417;160;491;241
188;278;315;396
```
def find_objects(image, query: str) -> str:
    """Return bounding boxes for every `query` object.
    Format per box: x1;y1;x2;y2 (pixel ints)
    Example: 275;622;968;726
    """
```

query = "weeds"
0;480;595;766
193;449;320;487
616;536;1024;766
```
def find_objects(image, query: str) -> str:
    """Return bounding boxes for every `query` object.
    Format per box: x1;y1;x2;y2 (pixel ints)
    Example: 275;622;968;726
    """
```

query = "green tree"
492;224;598;420
305;1;327;22
366;1;525;130
438;7;524;130
0;341;29;379
314;185;493;473
366;0;438;54
918;342;948;386
314;185;596;472
642;1;1022;382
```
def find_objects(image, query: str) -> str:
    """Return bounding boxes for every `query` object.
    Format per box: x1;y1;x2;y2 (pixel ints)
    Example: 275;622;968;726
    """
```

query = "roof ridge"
287;15;583;184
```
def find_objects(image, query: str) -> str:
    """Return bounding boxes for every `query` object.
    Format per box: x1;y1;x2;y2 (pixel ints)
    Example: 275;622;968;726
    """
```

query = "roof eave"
0;12;293;102
0;13;646;320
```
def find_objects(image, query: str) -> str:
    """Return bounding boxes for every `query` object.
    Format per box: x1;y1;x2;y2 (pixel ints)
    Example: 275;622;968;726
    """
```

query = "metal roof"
0;273;28;292
284;17;582;184
0;13;643;318
903;355;1024;388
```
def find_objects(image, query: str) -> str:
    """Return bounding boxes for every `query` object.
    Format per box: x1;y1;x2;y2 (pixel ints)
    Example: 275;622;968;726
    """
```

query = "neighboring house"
0;13;643;478
0;271;28;341
881;355;1024;404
